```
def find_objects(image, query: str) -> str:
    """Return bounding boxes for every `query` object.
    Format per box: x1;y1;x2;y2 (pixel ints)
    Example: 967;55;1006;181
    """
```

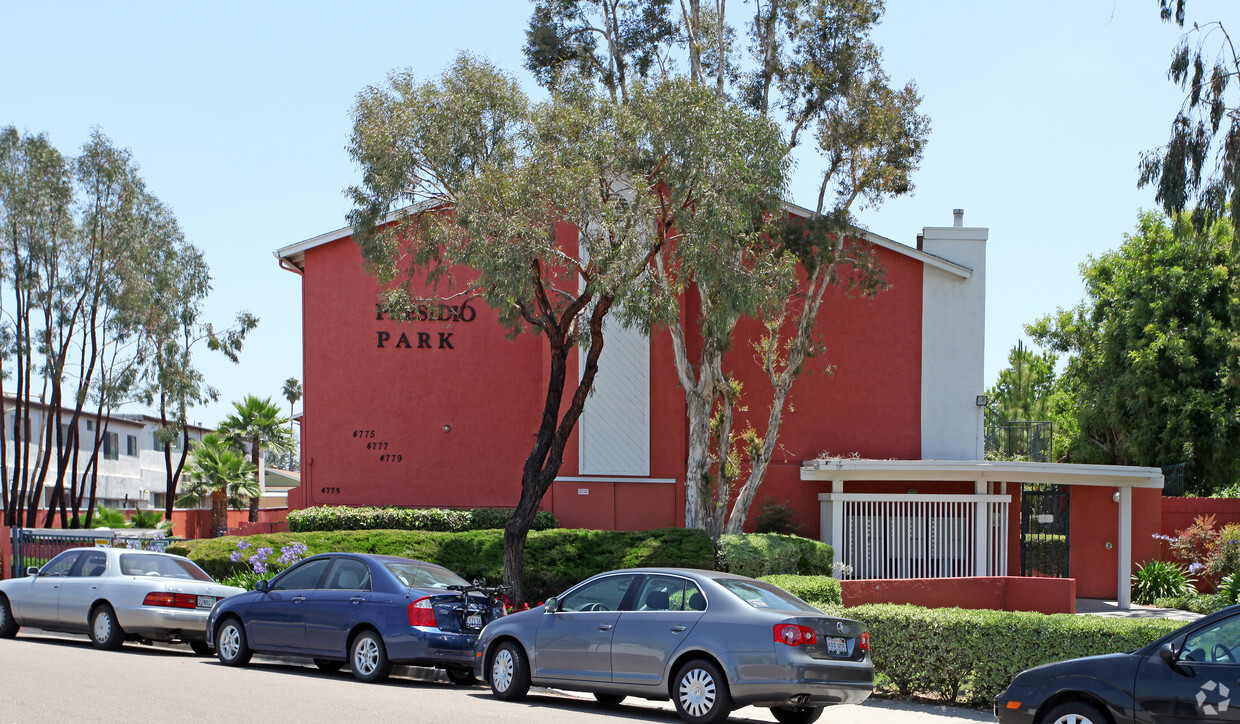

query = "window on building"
126;435;137;456
86;419;94;431
153;432;181;452
103;432;119;461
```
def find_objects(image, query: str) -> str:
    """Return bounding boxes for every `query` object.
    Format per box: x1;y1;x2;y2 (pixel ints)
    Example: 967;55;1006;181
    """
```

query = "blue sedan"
206;552;506;683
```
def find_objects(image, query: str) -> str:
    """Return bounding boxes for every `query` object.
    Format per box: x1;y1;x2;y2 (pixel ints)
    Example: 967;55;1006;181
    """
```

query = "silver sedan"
0;546;244;654
476;567;873;724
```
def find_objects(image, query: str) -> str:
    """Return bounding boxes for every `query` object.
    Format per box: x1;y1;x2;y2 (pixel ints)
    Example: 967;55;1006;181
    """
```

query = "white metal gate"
819;493;1009;579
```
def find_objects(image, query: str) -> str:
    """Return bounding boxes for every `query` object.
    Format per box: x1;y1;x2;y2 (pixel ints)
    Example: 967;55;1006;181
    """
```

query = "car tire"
445;665;478;686
673;658;733;724
315;659;344;673
770;705;824;724
594;693;627;705
215;618;252;667
350;630;392;683
489;641;531;701
90;605;124;650
1043;701;1109;724
0;595;18;638
189;640;212;656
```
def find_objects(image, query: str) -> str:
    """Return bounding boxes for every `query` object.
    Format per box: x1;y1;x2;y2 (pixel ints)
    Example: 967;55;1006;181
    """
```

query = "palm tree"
177;433;260;536
218;395;293;522
281;377;302;432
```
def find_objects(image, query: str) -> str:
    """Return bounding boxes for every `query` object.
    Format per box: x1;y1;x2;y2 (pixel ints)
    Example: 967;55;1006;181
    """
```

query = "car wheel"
594;693;627;705
215;618;252;667
770;705;824;724
188;640;212;656
90;605;124;650
350;630;392;683
673;658;733;724
445;665;478;686
1043;701;1109;724
489;641;530;701
0;595;18;638
314;659;344;673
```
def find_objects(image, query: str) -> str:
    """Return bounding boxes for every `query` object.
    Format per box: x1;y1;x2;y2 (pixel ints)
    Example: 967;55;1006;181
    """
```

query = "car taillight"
143;592;198;609
774;623;817;646
860;631;869;651
407;596;437;627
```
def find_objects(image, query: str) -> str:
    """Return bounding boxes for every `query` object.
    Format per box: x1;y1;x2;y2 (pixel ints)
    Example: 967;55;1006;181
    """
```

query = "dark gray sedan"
474;567;872;724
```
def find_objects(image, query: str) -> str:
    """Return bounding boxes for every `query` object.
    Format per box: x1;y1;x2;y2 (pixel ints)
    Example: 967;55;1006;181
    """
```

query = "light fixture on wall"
443;424;451;433
975;394;988;407
1112;490;1121;503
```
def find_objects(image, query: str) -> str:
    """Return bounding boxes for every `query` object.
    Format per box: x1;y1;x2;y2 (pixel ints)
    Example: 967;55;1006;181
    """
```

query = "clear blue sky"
2;1;1229;426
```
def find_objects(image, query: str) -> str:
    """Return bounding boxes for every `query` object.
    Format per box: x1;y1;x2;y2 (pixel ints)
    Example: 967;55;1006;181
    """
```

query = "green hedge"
169;527;712;603
285;506;559;533
759;574;842;606
719;533;833;576
1022;534;1068;576
819;603;1183;705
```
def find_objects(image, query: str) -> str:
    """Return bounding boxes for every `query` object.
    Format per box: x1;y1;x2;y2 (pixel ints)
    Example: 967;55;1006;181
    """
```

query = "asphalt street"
0;630;994;723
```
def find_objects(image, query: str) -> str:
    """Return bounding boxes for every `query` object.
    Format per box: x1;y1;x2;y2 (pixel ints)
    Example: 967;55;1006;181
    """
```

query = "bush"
754;498;802;535
759;574;841;606
285;505;558;533
1131;559;1196;604
169;527;712;604
718;533;832;576
818;603;1183;705
1021;534;1067;576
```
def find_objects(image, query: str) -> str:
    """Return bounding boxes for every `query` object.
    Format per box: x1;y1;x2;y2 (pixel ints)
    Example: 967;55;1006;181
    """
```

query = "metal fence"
984;407;1053;463
9;528;178;579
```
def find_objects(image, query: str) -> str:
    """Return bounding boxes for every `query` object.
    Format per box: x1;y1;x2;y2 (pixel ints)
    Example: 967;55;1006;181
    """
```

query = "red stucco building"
276;205;1164;607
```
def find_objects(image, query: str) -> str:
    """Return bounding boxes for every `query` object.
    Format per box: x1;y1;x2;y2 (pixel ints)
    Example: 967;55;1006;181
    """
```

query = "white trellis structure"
820;492;1009;579
802;458;1166;608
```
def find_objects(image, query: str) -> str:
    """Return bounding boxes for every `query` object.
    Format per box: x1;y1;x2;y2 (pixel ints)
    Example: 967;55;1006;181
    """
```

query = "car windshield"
119;553;213;582
383;560;469;589
713;578;821;613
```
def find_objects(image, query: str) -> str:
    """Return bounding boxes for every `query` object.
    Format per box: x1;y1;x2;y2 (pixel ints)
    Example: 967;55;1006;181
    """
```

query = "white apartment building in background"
3;397;212;514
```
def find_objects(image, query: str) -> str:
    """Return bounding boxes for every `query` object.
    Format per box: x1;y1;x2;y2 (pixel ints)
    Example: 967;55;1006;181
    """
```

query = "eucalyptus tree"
217;394;292;522
524;0;928;536
177;432;260;536
347;54;787;600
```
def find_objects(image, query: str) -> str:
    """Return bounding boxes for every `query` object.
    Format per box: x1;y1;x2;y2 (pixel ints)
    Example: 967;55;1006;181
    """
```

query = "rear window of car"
383;561;469;589
713;578;821;613
120;553;213;582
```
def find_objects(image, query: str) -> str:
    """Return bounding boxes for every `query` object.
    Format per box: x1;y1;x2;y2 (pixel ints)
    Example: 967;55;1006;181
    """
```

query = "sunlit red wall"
717;243;925;536
294;229;924;537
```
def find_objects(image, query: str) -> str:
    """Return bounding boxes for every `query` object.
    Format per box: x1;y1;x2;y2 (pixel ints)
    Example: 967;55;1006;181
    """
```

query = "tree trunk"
211;490;228;537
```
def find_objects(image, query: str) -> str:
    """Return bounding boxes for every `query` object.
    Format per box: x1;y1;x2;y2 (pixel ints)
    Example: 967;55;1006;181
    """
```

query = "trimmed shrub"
285;505;558;533
169;527;712;604
719;533;832;576
759;574;842;606
817;603;1183;705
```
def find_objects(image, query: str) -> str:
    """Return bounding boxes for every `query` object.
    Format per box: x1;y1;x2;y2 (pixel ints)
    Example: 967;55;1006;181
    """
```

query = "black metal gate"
1019;483;1070;577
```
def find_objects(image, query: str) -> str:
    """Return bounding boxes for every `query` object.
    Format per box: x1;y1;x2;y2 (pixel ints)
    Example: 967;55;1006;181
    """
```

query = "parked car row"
0;546;875;724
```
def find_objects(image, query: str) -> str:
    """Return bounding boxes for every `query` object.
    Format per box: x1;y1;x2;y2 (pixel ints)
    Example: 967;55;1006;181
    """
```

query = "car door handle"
670;625;687;633
598;623;613;631
349;597;365;604
292;596;306;603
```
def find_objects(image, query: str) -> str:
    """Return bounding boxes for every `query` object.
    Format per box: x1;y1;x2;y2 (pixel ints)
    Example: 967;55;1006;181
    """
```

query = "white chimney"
953;208;964;227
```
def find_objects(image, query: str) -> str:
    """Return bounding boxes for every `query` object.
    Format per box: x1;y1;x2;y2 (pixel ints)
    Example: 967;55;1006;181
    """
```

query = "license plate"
826;637;848;655
466;613;483;629
197;596;217;610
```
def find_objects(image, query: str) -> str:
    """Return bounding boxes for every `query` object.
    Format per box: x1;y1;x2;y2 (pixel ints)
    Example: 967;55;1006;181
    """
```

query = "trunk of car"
430;593;501;633
798;617;868;662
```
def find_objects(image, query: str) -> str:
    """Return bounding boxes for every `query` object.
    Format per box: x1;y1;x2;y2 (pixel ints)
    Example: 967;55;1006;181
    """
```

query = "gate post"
1117;487;1132;609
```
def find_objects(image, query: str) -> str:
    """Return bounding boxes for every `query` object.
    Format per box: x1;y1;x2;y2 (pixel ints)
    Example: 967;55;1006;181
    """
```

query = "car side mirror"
543;596;558;613
254;579;270;593
25;566;39;577
1159;642;1179;666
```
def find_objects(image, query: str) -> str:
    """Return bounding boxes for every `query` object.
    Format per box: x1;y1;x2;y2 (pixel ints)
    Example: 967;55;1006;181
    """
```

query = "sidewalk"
1075;598;1202;621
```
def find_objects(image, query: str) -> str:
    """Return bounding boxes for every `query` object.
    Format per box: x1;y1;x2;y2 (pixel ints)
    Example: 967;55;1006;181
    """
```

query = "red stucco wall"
842;576;1076;614
293;227;925;537
1162;496;1240;536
